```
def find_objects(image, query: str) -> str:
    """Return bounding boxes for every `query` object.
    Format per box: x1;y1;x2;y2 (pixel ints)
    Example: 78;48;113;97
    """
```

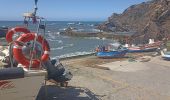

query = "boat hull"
128;48;157;53
96;50;128;58
0;76;44;100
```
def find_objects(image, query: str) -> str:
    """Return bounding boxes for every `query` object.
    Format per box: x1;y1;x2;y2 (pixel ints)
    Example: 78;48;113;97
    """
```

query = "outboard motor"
43;59;72;82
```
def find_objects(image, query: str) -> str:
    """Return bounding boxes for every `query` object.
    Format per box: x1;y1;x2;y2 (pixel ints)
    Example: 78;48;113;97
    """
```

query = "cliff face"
99;0;170;43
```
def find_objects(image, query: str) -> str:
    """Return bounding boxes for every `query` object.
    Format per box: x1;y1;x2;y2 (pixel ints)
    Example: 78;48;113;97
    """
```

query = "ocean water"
0;21;115;58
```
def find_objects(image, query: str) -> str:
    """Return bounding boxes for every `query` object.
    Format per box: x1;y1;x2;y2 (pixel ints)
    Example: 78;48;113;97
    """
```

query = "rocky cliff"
99;0;170;43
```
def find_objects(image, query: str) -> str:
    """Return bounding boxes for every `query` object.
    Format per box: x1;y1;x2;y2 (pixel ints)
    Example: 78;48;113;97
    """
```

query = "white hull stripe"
11;28;16;33
44;51;49;54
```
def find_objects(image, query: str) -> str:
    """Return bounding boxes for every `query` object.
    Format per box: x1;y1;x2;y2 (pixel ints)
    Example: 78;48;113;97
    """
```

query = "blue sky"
0;0;146;21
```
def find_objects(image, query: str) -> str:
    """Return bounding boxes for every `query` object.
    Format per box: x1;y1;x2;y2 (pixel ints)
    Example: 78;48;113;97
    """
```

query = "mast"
23;0;39;25
33;0;38;17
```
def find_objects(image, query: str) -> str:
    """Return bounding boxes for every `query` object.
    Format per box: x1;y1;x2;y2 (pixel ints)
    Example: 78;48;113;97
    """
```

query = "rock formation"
99;0;170;43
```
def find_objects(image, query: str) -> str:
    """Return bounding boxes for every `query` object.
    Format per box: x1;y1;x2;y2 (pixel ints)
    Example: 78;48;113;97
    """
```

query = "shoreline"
61;52;157;70
59;52;96;61
60;31;131;42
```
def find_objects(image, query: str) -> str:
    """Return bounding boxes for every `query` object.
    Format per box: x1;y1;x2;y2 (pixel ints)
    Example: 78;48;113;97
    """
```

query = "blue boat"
96;50;128;58
0;26;8;38
95;44;128;58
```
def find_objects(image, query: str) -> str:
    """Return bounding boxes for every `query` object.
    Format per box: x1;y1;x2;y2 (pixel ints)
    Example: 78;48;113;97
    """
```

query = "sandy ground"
59;55;170;100
1;53;170;100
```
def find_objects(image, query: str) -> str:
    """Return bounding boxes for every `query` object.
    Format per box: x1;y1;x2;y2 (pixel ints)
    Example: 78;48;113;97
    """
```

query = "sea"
0;21;116;59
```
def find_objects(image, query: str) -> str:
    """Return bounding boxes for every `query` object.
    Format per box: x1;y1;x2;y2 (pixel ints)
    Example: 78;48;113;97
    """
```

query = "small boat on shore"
128;46;157;53
96;50;128;58
95;44;128;58
128;41;163;53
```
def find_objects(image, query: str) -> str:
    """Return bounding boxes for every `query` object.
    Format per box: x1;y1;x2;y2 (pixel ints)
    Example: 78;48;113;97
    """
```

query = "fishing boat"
128;46;157;53
95;43;128;58
0;0;72;100
96;50;128;58
128;41;163;53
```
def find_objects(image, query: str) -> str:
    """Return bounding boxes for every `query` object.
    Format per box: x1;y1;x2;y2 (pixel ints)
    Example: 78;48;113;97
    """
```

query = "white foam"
59;28;67;31
67;23;75;25
91;29;101;32
62;36;70;38
51;43;74;51
47;39;63;43
56;32;60;35
84;37;100;40
51;47;64;50
53;51;95;59
47;23;56;25
47;34;56;39
66;44;73;47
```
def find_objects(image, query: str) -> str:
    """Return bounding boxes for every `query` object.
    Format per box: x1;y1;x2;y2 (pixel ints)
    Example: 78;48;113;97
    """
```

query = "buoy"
6;27;30;43
13;33;50;68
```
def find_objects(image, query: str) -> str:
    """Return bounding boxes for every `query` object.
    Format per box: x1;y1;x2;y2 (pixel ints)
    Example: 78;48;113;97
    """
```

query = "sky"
0;0;147;21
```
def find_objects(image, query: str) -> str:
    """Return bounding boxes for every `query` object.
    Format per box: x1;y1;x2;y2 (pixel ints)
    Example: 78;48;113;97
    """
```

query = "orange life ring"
6;27;30;43
13;33;50;68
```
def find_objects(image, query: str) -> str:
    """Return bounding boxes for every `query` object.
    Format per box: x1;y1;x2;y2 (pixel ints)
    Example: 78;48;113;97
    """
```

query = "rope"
28;18;47;70
29;33;38;70
40;19;46;69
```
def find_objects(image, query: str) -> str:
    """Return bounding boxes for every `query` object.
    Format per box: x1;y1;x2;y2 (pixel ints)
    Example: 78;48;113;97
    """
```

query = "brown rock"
99;0;170;44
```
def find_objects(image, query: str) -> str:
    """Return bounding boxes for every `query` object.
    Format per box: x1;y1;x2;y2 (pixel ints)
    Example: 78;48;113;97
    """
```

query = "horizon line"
0;20;105;22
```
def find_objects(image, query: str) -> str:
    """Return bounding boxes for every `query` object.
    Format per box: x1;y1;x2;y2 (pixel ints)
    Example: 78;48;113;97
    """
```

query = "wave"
47;34;56;39
59;28;67;31
91;29;101;32
56;32;60;35
47;23;56;26
53;51;95;59
62;36;70;38
67;23;75;25
84;37;101;40
50;44;74;51
66;43;73;47
47;38;63;43
51;47;64;50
